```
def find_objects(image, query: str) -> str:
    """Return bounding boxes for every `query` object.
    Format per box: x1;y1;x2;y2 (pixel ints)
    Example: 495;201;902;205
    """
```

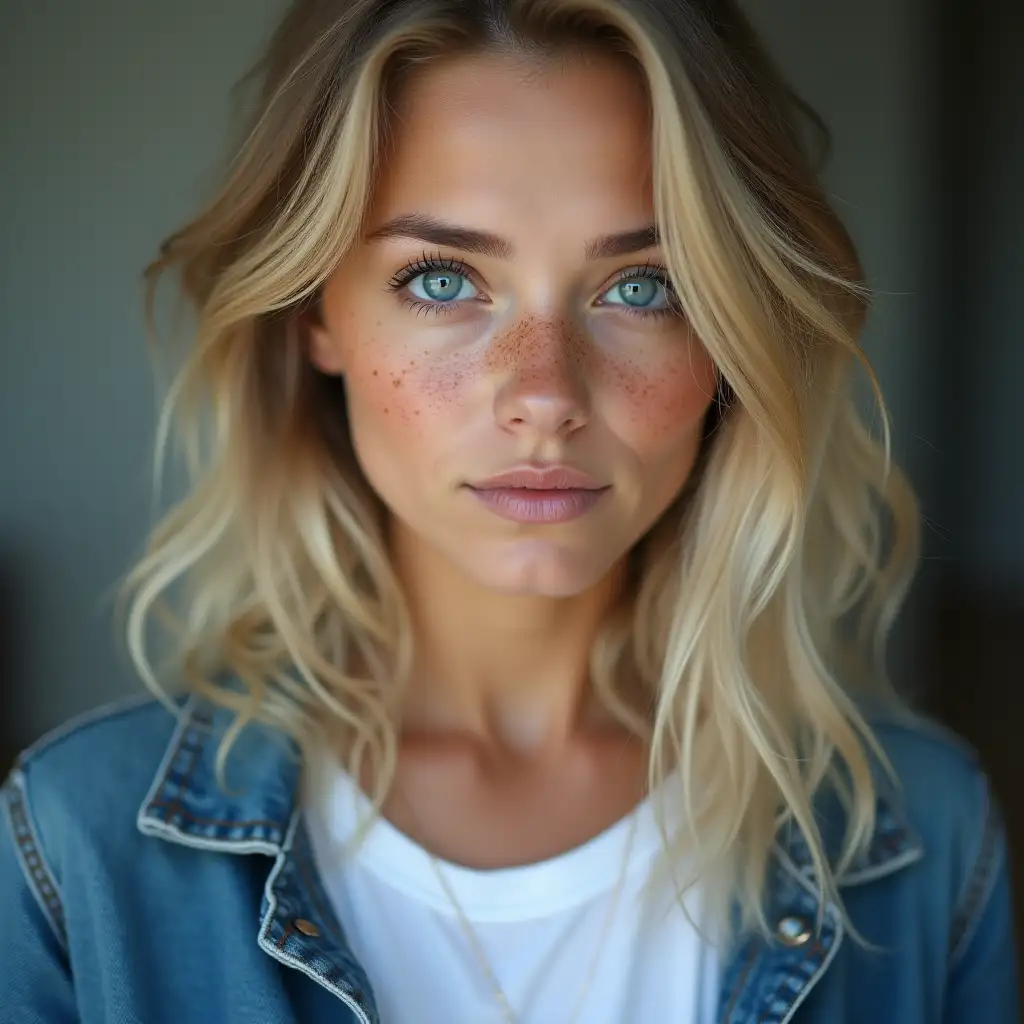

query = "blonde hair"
124;0;919;941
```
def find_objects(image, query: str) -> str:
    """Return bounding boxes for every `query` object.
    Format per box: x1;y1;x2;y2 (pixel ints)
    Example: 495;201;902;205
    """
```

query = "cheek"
600;332;718;450
345;353;423;443
342;333;470;452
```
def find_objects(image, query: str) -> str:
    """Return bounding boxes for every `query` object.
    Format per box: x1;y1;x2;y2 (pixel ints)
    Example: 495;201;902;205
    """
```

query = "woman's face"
310;51;717;597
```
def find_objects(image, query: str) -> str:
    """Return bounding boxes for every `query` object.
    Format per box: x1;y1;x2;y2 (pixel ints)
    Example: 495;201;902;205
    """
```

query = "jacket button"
775;915;812;947
294;918;321;938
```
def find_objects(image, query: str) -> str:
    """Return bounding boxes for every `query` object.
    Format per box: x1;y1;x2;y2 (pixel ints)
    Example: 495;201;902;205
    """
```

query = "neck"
390;521;628;756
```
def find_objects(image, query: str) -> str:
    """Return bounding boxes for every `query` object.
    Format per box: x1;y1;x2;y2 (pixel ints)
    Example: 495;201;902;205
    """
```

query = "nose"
491;318;590;440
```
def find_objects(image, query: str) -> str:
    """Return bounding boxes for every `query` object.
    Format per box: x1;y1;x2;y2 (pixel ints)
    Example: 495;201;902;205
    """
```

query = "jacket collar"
137;695;301;854
137;694;923;885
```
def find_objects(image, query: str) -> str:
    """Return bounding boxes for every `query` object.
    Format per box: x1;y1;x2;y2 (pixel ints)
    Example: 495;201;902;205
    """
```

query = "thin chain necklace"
424;810;640;1024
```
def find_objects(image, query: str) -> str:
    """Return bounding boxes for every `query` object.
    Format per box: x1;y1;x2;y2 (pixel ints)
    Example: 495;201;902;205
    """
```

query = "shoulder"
864;705;1000;844
3;693;185;866
866;705;988;800
12;690;183;788
16;690;184;767
862;707;1007;948
0;693;189;950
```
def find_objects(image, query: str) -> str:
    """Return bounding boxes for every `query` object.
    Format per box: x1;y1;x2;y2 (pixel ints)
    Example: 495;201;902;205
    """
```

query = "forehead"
370;51;655;234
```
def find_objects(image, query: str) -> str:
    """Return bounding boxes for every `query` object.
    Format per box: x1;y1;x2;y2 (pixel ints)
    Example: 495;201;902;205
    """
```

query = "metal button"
294;918;321;938
775;915;812;947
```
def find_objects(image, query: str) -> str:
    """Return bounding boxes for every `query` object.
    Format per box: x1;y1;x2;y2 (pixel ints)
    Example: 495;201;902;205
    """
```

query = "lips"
469;466;605;492
465;465;610;524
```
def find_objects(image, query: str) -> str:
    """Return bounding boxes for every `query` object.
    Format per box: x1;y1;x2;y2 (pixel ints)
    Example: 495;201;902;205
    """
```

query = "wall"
1;1;287;747
1;1;1018;757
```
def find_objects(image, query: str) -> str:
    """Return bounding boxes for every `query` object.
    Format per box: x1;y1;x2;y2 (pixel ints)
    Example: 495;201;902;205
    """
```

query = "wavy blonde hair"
124;0;919;941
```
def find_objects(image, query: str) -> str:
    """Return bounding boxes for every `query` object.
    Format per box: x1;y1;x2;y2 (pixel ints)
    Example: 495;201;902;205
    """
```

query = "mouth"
465;466;610;525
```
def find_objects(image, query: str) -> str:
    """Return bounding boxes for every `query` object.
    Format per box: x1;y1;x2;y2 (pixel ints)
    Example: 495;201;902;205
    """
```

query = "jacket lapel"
718;781;924;1022
137;697;379;1022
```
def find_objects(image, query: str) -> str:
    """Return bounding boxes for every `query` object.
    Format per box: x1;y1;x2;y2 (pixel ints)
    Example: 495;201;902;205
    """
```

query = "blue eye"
601;274;672;312
408;270;479;304
387;255;678;321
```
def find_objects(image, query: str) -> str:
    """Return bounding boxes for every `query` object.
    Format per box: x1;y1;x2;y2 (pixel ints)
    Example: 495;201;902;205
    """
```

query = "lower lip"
467;487;609;524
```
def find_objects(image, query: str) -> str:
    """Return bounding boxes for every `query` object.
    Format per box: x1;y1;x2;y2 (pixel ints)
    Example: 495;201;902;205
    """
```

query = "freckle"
372;370;379;377
392;377;402;388
487;314;557;371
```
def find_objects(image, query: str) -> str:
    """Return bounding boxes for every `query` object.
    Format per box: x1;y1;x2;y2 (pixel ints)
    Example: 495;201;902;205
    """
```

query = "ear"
303;305;346;376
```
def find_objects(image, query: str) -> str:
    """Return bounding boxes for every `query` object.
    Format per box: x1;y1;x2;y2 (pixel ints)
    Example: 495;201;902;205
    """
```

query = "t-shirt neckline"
308;753;686;923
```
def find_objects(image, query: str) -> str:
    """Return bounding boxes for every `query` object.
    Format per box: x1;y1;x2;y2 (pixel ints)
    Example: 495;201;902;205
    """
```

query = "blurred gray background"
1;0;1021;938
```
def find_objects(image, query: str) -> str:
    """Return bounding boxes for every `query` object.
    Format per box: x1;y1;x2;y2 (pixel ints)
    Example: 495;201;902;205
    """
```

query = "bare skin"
308;51;717;868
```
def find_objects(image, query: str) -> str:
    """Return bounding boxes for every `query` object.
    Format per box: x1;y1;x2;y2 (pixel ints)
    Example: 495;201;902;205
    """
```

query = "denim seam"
137;697;291;848
722;940;759;1021
161;707;212;824
257;813;374;1024
775;937;838;1024
145;801;284;832
2;772;67;951
835;846;924;887
292;821;346;948
277;920;296;951
948;780;1002;968
757;940;823;1023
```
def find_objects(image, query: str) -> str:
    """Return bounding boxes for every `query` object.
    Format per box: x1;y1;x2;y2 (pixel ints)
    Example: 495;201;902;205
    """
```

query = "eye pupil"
620;278;659;307
422;272;462;302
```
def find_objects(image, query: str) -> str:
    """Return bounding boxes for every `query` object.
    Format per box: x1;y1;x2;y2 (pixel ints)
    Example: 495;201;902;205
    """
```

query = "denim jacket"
1;692;1019;1023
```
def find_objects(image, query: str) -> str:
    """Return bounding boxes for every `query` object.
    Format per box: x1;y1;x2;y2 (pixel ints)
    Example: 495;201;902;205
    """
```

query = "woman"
1;0;1018;1021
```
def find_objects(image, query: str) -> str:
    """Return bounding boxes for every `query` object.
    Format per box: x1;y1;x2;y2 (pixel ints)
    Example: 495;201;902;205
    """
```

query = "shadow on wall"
922;576;1024;972
0;554;25;774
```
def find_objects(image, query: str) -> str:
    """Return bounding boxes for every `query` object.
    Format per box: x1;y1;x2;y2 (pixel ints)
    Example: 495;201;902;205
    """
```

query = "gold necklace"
425;810;640;1024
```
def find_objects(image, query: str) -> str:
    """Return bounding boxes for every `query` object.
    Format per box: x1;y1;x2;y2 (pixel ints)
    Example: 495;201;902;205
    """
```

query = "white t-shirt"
305;756;719;1024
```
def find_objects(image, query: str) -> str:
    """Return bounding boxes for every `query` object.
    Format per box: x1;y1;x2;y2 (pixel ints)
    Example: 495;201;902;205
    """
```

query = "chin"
465;542;617;598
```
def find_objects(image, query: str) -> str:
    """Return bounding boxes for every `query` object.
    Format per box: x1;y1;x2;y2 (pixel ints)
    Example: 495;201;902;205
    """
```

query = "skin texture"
308;51;717;866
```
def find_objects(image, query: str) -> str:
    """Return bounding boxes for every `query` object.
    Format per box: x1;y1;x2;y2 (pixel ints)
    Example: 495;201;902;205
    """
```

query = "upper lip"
468;466;607;491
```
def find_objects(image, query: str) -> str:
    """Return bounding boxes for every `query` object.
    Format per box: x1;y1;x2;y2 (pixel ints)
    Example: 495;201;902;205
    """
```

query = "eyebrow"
365;213;660;261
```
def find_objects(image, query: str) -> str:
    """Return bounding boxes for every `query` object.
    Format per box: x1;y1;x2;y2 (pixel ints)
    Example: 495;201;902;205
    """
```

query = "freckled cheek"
345;364;419;434
601;345;718;447
343;345;471;443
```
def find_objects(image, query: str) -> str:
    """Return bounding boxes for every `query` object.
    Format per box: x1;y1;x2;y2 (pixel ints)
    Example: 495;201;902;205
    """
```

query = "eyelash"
385;250;678;320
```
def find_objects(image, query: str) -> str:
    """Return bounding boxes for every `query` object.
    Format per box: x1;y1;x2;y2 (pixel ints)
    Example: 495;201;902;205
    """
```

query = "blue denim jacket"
1;692;1019;1023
